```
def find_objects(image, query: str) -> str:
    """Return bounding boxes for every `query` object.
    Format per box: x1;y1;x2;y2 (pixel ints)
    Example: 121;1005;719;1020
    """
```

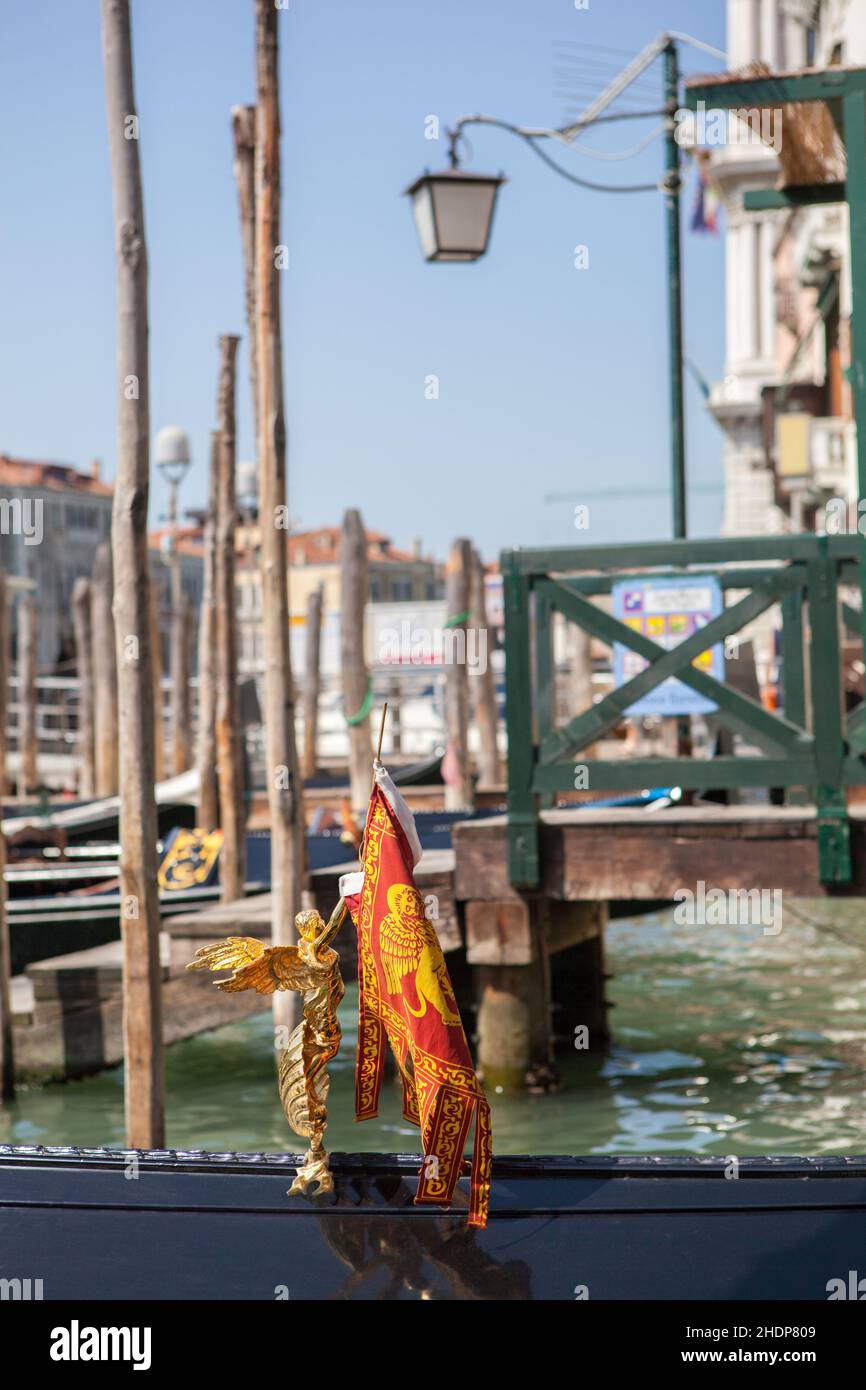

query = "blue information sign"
612;574;724;717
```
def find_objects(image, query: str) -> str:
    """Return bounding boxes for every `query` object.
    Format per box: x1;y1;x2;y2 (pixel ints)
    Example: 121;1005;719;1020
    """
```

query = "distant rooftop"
147;524;204;560
0;454;112;499
288;526;432;567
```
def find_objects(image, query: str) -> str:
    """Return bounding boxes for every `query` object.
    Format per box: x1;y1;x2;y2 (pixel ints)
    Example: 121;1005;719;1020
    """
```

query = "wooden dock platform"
11;929;268;1084
453;803;866;902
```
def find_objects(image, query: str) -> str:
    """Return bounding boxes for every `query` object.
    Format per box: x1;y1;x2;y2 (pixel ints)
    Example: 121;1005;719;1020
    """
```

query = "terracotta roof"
148;525;204;559
288;526;433;566
0;455;113;498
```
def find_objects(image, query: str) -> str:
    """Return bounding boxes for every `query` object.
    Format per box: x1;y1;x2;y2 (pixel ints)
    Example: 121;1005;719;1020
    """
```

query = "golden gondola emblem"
158;828;224;891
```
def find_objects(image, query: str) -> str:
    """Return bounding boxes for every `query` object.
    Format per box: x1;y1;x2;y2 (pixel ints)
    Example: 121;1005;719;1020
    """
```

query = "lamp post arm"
444;40;689;539
445;115;660;195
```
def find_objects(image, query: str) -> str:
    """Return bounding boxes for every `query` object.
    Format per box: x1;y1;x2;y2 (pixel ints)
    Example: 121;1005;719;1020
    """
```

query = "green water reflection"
3;904;866;1156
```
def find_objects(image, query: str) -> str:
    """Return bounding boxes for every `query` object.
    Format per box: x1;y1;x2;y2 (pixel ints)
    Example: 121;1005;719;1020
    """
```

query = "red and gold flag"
342;769;492;1228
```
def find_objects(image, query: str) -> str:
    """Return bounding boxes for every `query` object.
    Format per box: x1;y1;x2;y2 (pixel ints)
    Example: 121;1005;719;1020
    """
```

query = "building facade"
0;455;113;668
234;522;442;674
702;1;864;700
711;0;865;536
707;0;818;537
147;527;205;677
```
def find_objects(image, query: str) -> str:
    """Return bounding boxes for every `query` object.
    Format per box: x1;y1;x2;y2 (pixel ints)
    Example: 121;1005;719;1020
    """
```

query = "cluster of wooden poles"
0;0;506;1144
3;0;304;1145
338;516;502;815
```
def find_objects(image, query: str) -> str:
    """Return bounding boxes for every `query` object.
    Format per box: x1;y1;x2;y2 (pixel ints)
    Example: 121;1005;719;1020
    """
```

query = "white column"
759;0;779;68
726;223;742;364
759;219;776;363
782;10;807;69
740;220;759;361
728;0;760;67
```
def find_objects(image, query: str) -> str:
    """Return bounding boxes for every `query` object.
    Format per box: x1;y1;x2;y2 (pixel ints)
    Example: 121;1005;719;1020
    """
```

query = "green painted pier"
460;529;866;1088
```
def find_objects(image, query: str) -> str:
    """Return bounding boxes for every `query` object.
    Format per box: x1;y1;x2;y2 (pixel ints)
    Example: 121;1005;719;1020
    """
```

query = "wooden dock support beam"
465;895;608;1089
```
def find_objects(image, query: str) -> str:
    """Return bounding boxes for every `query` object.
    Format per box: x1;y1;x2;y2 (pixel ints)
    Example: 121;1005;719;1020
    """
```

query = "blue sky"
0;0;728;559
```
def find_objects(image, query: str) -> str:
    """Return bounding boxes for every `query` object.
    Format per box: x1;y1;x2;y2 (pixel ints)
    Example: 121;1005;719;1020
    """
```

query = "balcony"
775;412;855;498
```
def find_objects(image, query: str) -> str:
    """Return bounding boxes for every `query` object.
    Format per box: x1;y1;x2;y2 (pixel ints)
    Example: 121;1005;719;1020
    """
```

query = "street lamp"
405;32;704;539
155;425;192;775
404;169;506;262
155;425;192;499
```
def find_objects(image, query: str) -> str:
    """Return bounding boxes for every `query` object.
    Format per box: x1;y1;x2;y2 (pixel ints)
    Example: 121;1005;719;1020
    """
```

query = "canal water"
4;902;866;1156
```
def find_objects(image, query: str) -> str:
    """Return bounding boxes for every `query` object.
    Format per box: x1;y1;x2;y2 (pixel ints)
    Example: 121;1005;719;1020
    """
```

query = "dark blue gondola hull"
1;1148;864;1301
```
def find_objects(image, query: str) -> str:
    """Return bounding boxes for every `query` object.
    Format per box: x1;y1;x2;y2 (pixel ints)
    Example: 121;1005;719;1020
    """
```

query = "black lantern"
405;169;506;262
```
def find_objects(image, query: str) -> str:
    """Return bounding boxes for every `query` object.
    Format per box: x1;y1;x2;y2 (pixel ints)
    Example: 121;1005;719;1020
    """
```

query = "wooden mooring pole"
341;507;372;817
17;594;38;798
169;543;191;775
0;573;13;1100
231;105;259;451
71;578;96;799
196;431;220;830
302;584;323;780
215;334;245;901
469;545;501;789
149;580;164;785
100;0;165;1148
91;541;119;796
444;538;473;811
255;0;306;1032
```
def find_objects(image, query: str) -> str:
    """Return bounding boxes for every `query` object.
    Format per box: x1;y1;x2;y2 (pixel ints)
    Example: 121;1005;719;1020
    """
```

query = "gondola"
1;1145;864;1300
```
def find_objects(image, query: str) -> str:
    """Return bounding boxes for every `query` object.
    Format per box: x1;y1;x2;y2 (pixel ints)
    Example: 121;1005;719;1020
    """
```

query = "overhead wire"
550;124;667;161
521;129;658;193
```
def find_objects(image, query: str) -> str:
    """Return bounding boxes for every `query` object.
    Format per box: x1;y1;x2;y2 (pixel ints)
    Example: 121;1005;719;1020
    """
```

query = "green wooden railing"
502;533;866;889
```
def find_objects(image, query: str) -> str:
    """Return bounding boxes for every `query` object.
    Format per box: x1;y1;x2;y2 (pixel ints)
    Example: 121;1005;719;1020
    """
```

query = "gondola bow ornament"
187;899;347;1197
340;762;493;1228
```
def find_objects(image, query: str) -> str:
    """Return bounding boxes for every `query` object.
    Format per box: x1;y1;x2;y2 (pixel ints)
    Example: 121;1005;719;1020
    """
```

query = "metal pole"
663;39;692;763
842;91;866;679
663;40;687;540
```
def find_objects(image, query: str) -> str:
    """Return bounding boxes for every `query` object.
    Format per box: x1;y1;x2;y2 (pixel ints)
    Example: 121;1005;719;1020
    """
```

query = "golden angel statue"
187;898;347;1198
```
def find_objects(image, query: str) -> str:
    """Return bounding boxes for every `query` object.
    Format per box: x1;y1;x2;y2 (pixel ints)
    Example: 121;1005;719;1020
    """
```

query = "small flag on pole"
690;151;719;234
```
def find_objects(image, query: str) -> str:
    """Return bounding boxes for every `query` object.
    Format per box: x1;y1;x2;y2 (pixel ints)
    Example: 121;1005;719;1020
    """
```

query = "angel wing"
186;936;315;995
